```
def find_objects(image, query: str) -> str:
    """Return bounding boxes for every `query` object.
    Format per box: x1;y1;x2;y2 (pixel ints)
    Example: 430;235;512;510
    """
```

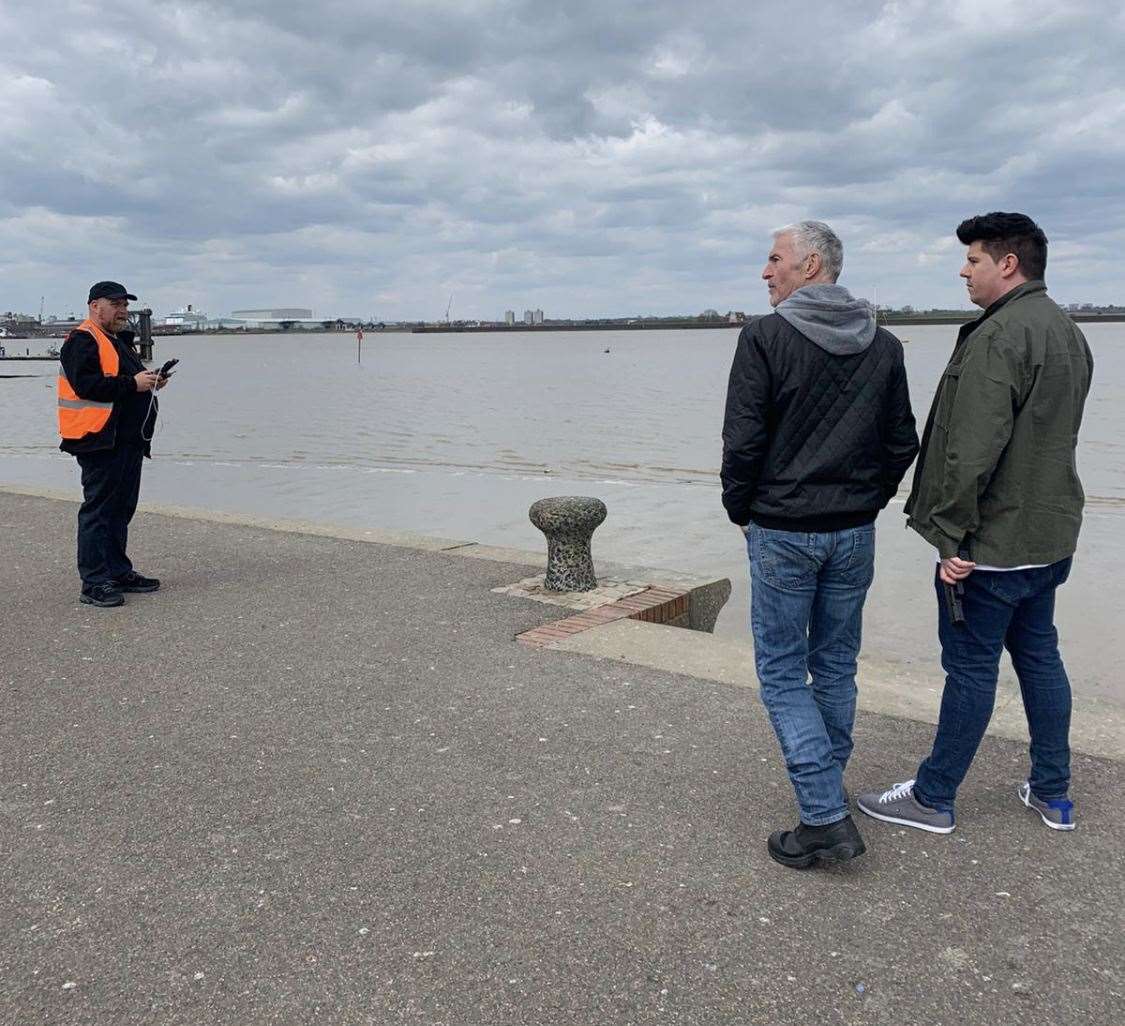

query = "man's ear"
804;251;822;280
999;252;1020;278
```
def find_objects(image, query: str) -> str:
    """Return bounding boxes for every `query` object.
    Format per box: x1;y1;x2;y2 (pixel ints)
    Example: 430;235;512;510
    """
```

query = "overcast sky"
2;0;1122;320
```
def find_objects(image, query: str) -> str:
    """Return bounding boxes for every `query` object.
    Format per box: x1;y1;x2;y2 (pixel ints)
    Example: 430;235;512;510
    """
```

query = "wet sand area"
2;487;1121;1025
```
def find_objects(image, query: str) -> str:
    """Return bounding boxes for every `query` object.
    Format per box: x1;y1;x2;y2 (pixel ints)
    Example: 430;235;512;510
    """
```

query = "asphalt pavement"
1;489;1121;1026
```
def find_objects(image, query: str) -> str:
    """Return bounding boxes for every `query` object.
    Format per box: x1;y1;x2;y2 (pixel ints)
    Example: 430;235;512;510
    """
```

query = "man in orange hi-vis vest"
58;281;171;607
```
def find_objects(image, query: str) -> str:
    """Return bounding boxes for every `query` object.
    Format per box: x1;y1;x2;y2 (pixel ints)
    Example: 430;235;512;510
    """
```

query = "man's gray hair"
774;220;844;281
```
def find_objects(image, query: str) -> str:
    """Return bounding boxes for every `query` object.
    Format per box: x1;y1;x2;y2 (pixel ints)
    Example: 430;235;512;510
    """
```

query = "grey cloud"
1;0;1123;318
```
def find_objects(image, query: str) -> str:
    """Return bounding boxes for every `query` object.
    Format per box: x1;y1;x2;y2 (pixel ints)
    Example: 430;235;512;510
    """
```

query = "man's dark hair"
955;212;1048;280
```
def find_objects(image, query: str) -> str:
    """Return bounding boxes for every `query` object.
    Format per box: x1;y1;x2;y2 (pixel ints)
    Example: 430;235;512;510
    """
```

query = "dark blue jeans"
914;559;1073;813
747;523;876;826
75;444;144;589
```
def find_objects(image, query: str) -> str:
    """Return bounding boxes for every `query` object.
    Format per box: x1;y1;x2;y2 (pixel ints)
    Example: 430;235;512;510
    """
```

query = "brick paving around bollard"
517;587;689;648
1;489;1122;1026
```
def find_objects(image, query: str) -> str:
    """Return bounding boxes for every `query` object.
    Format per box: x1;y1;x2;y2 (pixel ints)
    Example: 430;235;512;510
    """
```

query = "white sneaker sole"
857;803;956;834
1019;785;1076;831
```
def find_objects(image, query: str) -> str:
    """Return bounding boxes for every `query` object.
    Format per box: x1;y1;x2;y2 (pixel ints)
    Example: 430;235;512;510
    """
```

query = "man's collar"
956;280;1045;346
980;279;1045;318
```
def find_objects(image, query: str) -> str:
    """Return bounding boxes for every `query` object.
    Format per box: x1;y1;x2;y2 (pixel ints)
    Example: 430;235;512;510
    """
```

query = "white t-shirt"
935;555;1045;572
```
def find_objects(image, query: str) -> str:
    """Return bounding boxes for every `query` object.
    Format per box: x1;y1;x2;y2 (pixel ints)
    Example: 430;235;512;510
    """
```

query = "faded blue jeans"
747;523;876;826
914;559;1073;813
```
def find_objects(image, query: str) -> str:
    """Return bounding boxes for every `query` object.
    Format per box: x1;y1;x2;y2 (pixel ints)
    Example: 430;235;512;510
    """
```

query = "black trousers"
75;445;144;589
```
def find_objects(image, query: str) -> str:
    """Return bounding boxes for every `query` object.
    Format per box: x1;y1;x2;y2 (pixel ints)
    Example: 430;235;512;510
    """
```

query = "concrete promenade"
1;488;1122;1026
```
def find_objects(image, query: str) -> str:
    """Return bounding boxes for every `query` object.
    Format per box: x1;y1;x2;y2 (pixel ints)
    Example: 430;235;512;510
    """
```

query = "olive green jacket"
904;281;1093;565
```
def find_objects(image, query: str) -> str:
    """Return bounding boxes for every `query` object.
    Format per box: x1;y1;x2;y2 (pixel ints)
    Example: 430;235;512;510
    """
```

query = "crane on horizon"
445;294;453;323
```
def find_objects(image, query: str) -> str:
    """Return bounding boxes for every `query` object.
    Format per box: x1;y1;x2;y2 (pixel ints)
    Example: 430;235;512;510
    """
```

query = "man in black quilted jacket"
721;221;919;869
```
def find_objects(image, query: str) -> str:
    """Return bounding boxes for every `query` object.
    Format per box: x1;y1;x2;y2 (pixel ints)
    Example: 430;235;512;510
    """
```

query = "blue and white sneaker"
856;779;956;834
1018;781;1075;831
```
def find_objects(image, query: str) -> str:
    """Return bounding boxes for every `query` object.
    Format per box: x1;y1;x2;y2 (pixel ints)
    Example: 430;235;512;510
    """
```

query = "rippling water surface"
4;325;1122;704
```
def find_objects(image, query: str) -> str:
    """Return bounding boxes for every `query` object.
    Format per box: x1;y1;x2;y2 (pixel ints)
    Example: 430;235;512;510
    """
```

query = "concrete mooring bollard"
528;496;607;592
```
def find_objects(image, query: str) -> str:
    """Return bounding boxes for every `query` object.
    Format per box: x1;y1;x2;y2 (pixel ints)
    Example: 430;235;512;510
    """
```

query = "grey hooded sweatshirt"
774;283;876;354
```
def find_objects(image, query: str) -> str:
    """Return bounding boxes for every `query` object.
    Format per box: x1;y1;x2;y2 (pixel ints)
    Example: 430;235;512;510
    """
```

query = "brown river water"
3;325;1122;709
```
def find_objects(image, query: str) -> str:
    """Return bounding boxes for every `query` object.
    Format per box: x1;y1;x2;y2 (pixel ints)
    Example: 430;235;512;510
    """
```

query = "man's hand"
939;555;976;585
134;370;160;392
155;373;170;390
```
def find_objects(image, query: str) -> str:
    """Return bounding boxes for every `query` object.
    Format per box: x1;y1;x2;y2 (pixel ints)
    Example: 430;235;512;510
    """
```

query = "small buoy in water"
604;348;610;353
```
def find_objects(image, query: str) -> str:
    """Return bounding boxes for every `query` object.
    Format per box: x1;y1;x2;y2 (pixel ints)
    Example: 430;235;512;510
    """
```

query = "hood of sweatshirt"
774;283;876;355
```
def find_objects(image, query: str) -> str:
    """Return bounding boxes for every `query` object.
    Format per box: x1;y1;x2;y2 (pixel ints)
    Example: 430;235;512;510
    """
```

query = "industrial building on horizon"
230;308;314;321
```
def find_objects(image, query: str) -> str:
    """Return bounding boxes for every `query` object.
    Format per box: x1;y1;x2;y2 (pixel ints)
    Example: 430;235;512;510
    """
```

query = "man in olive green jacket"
858;212;1093;836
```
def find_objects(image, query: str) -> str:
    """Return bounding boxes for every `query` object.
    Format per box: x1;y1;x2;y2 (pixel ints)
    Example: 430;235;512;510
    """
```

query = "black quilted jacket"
721;314;919;532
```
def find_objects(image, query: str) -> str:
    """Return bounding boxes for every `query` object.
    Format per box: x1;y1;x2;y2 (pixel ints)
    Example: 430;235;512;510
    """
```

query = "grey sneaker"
1018;781;1075;831
856;779;956;834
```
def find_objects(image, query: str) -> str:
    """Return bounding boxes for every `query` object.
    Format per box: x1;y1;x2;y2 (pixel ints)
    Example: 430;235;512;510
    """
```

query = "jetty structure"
0;308;157;362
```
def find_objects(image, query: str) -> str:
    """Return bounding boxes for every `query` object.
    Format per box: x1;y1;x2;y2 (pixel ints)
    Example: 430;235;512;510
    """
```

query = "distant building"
504;310;516;326
523;309;534;324
226;307;320;330
533;309;544;324
0;312;39;336
231;308;313;321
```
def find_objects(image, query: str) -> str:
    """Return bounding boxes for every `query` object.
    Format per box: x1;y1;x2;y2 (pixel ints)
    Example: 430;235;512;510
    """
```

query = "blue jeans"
747;523;876;826
914;559;1073;813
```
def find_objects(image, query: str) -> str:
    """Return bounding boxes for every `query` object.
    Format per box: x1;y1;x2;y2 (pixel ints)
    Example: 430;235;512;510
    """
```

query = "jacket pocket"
934;365;962;430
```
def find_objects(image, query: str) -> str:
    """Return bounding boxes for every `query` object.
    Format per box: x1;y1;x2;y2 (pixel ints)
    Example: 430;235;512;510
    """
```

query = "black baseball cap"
87;281;137;303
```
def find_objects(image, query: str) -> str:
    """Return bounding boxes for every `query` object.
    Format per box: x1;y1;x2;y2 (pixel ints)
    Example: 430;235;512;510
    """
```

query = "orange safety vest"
57;319;120;439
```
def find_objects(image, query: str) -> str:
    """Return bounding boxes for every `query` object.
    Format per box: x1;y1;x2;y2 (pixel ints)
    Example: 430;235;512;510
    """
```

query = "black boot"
114;571;160;593
80;583;125;608
767;815;866;869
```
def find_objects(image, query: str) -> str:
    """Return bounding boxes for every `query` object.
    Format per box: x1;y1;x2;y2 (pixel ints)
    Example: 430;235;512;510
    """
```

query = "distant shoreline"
413;311;1125;333
3;311;1121;343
